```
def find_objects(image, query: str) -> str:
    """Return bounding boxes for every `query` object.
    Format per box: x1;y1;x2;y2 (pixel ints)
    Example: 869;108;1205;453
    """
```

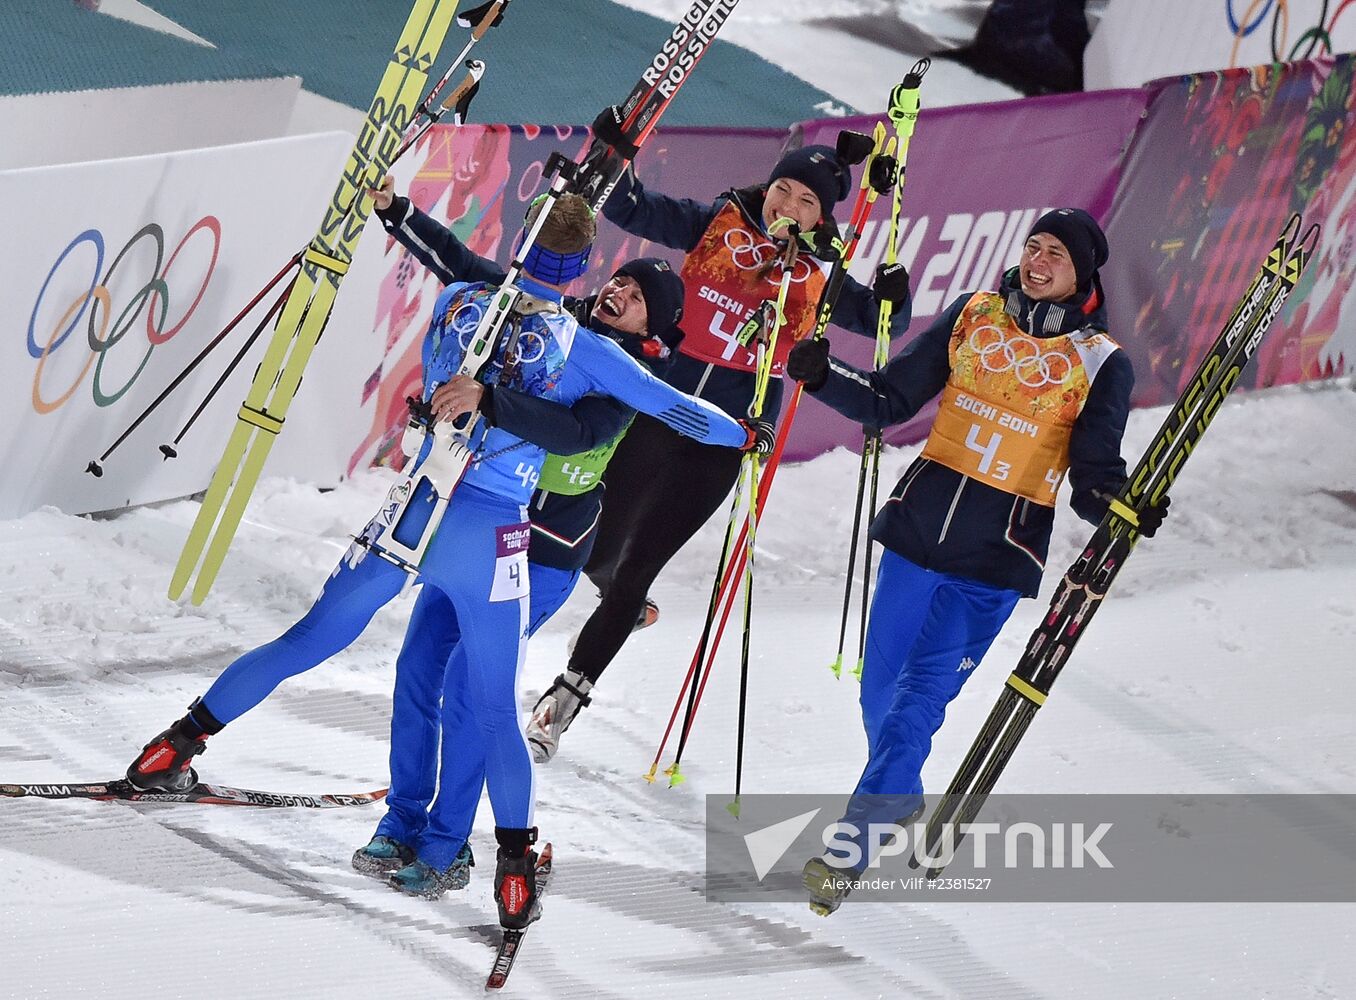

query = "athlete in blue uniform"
787;210;1168;914
126;191;760;929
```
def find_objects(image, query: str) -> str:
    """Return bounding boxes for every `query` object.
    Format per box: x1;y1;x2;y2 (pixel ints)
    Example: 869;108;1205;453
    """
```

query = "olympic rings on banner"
722;229;812;284
1226;0;1339;63
968;325;1074;388
26;217;221;413
1227;0;1276;35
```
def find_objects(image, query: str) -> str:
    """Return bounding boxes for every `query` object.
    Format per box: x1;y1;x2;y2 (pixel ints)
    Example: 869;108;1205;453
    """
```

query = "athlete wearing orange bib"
787;209;1169;911
524;144;914;762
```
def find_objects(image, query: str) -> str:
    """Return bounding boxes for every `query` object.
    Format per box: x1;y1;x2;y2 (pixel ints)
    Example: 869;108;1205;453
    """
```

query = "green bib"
536;421;633;496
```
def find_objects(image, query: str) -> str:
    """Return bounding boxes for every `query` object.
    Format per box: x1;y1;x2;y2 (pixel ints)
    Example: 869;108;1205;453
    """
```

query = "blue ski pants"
375;562;579;869
833;549;1020;869
199;485;541;855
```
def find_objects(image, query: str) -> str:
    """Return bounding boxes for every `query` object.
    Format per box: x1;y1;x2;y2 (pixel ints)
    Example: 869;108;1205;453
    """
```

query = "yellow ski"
171;0;457;603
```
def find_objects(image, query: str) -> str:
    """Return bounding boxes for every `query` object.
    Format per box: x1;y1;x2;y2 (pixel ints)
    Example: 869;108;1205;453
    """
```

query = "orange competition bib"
921;292;1121;506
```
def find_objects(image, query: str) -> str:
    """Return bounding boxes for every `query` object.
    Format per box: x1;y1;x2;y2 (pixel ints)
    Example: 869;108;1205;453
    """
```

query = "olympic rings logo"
27;218;221;414
449;300;547;366
967;325;1074;388
1225;0;1354;65
722;229;812;284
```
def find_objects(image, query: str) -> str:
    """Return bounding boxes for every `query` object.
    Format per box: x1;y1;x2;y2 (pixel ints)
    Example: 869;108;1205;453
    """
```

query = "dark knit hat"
768;144;852;216
613;257;685;344
1028;208;1109;291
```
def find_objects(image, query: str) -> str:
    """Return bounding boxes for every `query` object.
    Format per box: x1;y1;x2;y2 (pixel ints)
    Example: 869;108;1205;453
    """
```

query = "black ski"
485;843;554;990
916;213;1320;876
0;779;387;808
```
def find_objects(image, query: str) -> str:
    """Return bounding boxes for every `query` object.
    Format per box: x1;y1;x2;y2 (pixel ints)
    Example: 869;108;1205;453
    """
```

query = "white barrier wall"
1087;0;1356;89
0;78;302;171
0;131;386;519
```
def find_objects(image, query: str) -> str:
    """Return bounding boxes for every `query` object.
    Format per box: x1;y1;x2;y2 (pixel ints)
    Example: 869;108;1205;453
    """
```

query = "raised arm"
600;166;720;253
373;183;507;287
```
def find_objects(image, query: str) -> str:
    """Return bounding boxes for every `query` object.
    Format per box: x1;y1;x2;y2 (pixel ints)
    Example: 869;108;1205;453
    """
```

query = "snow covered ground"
3;379;1355;999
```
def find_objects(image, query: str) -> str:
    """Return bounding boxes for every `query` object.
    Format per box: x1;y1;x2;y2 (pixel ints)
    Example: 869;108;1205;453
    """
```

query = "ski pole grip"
902;57;930;89
440;60;484;111
462;0;507;39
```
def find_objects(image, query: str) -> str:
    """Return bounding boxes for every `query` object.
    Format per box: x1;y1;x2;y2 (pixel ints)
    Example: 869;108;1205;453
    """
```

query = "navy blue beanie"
768;144;852;216
1028;208;1108;291
614;257;685;345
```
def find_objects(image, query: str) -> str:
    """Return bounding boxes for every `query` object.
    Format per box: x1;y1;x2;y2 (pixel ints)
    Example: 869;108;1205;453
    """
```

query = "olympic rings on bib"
967;324;1074;388
722;229;812;284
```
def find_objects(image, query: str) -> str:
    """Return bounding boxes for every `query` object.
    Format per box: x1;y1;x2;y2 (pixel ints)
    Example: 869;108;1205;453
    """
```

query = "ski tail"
916;214;1321;876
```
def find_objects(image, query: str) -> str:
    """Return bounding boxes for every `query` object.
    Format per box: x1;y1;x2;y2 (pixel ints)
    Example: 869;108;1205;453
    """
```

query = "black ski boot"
493;827;542;930
125;699;222;791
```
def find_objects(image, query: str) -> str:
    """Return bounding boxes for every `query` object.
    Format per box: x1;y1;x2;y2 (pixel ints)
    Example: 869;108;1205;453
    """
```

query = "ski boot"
493;827;542;930
525;670;592;764
803;857;855;917
351;836;416;879
125;699;221;792
387;842;474;899
634;597;659;631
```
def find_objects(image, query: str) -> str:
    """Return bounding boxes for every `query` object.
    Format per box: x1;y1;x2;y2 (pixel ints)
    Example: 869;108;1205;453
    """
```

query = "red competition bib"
678;201;828;375
921;292;1121;506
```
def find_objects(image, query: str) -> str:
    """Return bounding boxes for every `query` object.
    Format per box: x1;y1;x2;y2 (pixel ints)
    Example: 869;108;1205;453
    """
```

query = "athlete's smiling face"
591;274;648;335
1020;233;1079;302
762;177;822;233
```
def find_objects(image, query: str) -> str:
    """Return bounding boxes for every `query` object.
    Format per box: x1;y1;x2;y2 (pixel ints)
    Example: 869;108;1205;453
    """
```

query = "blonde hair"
524;192;596;254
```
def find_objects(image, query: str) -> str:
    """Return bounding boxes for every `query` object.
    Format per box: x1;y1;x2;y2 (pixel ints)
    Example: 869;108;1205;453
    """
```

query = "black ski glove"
738;419;777;455
873;261;911;307
591;105;640;159
787;338;832;392
1135;494;1170;538
1094;486;1170;537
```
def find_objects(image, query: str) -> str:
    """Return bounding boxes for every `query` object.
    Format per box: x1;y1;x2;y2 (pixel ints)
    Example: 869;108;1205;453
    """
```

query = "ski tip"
537;842;553;866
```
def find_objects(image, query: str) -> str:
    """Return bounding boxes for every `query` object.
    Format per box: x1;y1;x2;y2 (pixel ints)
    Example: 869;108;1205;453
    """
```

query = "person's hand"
872;261;910;307
367;175;396;212
738;419;777;455
786;338;831;391
429;375;484;423
1136;494;1170;538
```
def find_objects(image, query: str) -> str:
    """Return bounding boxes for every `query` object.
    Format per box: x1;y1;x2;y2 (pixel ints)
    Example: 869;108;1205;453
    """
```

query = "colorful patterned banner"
1103;54;1355;407
359;58;1353;475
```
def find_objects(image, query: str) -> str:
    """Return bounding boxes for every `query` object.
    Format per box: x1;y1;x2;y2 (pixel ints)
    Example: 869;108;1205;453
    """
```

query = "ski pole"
832;59;929;678
85;253;302;476
160;277;297;460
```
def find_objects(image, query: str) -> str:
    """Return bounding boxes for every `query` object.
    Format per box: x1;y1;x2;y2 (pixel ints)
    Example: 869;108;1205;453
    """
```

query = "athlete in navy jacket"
788;209;1167;915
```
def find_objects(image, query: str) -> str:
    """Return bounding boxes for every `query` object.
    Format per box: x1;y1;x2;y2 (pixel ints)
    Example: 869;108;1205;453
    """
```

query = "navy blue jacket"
602;171;913;418
810;271;1133;597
